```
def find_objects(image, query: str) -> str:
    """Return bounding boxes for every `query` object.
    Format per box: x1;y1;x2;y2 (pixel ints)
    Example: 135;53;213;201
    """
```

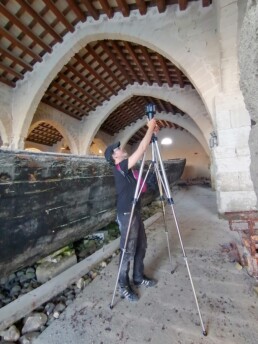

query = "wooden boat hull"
0;150;185;278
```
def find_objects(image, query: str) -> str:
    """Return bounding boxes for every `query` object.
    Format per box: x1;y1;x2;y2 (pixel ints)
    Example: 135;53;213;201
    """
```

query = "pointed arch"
12;6;218;149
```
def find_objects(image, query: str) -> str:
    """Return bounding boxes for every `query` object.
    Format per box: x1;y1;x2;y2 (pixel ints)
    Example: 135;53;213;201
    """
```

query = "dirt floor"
33;185;258;344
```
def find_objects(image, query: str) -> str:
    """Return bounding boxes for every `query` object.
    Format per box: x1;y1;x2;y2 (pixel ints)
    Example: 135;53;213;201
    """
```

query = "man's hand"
147;118;159;134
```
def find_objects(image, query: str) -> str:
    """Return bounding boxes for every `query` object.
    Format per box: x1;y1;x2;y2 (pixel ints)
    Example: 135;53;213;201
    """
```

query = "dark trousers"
117;211;147;286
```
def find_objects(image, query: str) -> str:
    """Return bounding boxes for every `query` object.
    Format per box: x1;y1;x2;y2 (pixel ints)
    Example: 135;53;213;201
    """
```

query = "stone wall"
239;0;258;208
0;83;12;146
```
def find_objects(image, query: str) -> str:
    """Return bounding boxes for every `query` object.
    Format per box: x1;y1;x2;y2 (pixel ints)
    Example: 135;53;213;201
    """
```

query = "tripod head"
145;103;156;120
145;103;157;143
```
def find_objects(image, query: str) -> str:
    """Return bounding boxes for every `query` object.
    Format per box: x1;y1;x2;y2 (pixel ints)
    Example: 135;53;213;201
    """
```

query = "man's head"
104;142;127;166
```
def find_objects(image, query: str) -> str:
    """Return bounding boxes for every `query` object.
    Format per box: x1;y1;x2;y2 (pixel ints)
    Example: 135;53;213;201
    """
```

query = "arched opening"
25;122;70;154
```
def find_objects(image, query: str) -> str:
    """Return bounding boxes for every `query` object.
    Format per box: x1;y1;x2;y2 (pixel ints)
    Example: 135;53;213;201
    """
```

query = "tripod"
109;105;207;336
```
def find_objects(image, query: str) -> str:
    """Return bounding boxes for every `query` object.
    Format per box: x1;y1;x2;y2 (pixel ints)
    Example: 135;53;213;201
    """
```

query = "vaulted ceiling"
0;0;212;148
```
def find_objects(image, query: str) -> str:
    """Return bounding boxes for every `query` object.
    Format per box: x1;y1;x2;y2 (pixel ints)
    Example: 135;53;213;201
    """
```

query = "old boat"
0;150;186;278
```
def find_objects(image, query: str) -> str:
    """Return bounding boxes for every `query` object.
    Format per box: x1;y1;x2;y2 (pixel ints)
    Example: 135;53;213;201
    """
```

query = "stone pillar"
213;0;257;213
9;135;25;150
214;93;256;213
239;0;258;209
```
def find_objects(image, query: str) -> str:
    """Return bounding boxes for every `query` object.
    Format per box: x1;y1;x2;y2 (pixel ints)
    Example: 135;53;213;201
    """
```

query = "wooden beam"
74;54;115;95
67;0;86;22
42;0;75;32
51;82;95;111
0;46;33;72
44;91;84;117
202;0;211;7
0;27;42;62
124;42;151;85
157;55;173;87
0;62;24;80
42;99;82;120
66;65;109;101
140;46;162;86
175;67;184;88
0;4;52;53
100;41;132;84
86;44;124;89
0;76;15;87
135;0;147;15
59;73;102;106
157;99;166;113
15;0;63;43
110;41;140;83
80;0;99;20
156;0;166;13
116;0;130;17
178;0;188;11
98;0;114;18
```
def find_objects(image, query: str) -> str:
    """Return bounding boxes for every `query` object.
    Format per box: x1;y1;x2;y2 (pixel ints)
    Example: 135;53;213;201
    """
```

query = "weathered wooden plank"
0;149;185;278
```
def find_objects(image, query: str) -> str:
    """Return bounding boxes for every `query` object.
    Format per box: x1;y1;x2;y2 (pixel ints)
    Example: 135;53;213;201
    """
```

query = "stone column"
213;0;257;213
239;0;258;209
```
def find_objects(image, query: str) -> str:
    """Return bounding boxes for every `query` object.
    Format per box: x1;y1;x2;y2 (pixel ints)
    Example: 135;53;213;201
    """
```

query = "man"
104;118;158;302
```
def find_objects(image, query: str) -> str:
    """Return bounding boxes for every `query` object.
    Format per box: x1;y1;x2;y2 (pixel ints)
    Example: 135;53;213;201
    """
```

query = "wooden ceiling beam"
116;0;130;17
51;82;95;111
66;65;108;100
74;54;115;95
178;0;188;11
135;0;147;15
67;0;86;22
98;0;114;18
157;99;166;113
0;4;52;53
86;45;124;89
110;41;140;83
157;55;173;87
140;46;162;86
0;47;33;72
80;0;99;20
124;42;151;85
175;67;184;88
0;62;24;79
15;0;63;43
44;91;84;116
42;0;75;32
59;73;102;106
156;0;166;13
100;41;132;84
42;99;81;120
202;0;211;7
0;27;42;62
0;76;15;87
167;102;175;114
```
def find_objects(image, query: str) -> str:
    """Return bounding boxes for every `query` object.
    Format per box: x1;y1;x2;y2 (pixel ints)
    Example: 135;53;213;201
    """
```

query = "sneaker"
119;286;139;302
134;276;157;288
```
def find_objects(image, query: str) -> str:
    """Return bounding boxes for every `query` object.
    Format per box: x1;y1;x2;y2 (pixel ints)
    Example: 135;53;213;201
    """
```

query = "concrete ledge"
0;212;162;331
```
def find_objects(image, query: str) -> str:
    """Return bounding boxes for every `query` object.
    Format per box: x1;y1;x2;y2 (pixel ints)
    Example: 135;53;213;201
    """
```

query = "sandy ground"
33;185;258;344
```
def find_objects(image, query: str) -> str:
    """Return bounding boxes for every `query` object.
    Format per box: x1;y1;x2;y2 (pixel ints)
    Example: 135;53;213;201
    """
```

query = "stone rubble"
0;202;162;343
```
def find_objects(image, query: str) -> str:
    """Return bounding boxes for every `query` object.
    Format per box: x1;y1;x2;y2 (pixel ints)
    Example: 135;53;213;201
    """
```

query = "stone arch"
89;137;106;156
12;5;218;149
115;112;209;155
79;84;212;154
30;105;79;154
0;119;8;147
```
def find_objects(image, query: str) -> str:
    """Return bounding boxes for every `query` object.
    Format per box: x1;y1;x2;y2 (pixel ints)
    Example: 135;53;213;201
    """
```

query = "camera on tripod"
145;103;156;119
